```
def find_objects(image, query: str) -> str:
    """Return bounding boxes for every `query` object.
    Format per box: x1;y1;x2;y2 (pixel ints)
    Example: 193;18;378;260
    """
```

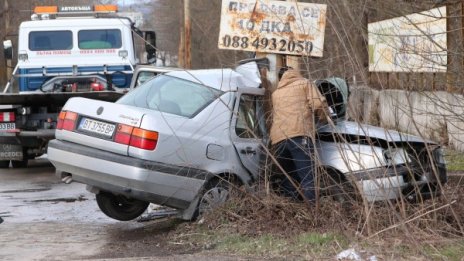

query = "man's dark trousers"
275;136;316;201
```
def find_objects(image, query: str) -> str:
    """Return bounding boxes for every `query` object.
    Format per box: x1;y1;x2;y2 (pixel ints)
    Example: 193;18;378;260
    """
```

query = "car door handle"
240;147;256;155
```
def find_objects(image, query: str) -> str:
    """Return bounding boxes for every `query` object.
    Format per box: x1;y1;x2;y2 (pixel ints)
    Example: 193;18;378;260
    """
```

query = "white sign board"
368;6;447;72
218;0;327;57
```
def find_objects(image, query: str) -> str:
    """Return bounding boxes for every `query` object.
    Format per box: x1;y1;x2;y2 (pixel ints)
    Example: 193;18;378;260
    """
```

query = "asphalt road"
0;158;220;261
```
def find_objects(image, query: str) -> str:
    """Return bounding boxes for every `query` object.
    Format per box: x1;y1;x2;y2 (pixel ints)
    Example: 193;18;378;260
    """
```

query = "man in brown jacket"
270;68;330;202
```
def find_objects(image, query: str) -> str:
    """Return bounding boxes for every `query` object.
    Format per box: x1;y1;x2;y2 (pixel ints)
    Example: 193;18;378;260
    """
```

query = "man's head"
278;66;292;80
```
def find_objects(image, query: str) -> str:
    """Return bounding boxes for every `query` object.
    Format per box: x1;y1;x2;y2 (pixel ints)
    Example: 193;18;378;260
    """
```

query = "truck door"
231;92;266;179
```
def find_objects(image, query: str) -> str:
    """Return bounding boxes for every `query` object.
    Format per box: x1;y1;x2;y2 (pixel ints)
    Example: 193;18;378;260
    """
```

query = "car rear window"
117;75;224;118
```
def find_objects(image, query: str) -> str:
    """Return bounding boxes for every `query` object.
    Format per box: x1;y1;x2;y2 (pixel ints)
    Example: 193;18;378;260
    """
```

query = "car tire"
196;177;232;218
0;161;10;168
96;192;149;221
11;159;28;168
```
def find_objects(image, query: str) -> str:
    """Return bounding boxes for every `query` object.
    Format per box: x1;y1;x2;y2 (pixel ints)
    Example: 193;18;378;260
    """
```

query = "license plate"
0;123;15;131
78;118;115;137
0;144;22;160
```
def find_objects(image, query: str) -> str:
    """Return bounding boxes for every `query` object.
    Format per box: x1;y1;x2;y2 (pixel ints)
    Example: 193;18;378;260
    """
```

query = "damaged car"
47;61;447;221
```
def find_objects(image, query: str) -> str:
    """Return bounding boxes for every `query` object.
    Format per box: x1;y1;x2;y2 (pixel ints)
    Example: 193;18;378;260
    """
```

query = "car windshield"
117;75;224;118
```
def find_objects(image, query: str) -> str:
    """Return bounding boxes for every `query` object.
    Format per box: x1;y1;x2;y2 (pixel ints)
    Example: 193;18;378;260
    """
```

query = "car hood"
317;121;434;144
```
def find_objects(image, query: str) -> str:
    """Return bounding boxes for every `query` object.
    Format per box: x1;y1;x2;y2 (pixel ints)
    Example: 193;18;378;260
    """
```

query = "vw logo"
96;107;104;115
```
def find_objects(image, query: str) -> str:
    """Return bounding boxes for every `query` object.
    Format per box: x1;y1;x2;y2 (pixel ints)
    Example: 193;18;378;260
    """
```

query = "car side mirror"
3;40;13;60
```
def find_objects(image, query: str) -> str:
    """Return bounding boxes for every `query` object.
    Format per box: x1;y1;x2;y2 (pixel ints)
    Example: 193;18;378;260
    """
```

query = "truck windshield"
29;31;72;51
78;29;122;49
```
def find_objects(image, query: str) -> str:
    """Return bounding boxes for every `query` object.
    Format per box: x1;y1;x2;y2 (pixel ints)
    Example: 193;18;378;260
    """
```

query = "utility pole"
179;0;191;69
4;0;12;90
256;0;301;92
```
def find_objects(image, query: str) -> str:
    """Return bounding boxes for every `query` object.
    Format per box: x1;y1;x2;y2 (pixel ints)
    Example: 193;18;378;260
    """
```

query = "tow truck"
0;5;157;168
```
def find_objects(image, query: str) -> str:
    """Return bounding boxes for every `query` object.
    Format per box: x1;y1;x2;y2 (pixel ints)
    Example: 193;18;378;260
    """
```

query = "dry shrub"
200;179;464;241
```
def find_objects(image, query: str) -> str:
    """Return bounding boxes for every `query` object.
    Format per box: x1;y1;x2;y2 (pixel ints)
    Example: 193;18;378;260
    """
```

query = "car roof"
165;68;261;92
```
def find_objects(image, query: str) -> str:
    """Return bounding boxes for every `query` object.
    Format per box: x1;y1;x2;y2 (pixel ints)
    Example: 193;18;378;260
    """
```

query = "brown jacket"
270;69;329;145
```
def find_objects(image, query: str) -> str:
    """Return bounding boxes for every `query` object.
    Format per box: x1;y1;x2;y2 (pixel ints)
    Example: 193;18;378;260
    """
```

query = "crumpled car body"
47;61;447;221
316;121;447;202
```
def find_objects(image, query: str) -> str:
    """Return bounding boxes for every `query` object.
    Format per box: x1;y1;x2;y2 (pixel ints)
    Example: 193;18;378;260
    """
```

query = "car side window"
235;94;263;139
135;71;157;88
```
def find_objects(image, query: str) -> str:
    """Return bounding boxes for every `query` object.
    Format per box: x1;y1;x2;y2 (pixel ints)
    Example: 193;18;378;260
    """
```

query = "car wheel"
0;161;10;168
319;169;359;203
96;192;149;221
11;158;28;168
197;178;231;217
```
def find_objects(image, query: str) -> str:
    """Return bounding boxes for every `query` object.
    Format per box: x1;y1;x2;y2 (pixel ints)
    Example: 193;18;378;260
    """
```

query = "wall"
348;87;464;151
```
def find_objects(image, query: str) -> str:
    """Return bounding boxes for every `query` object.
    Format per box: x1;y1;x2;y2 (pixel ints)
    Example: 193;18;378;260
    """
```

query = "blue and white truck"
0;5;157;168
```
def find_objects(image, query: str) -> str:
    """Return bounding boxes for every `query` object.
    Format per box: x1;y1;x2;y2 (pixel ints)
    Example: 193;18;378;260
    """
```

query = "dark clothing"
274;136;316;202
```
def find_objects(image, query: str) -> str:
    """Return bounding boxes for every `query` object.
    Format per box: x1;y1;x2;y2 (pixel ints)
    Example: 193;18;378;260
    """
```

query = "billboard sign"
218;0;327;57
368;6;447;72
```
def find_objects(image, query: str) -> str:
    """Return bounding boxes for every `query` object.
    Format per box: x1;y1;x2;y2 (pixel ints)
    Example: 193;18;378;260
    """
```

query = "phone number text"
221;35;313;54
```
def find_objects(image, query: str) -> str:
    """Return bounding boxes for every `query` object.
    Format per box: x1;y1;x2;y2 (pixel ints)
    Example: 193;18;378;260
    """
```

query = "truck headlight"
119;50;128;59
384;148;410;165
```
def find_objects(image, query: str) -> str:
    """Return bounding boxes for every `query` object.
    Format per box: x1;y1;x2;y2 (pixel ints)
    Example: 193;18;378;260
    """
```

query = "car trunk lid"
57;97;147;156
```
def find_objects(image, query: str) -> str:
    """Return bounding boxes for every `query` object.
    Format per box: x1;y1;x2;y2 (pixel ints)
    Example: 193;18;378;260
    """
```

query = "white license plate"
0;122;15;131
78;118;115;137
0;144;22;160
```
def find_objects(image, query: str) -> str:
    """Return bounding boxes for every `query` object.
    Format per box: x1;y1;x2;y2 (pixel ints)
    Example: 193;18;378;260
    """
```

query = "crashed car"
48;61;447;221
48;61;267;221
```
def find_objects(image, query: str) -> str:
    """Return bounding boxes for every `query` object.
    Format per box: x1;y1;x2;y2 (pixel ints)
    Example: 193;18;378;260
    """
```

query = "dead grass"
176;176;464;260
446;149;464;172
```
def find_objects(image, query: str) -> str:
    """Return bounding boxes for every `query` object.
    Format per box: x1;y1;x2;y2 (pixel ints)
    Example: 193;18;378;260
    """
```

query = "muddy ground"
0;158;246;261
1;158;462;260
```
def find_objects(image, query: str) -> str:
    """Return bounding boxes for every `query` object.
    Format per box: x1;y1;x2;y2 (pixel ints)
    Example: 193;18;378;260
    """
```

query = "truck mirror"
3;40;13;60
144;31;156;62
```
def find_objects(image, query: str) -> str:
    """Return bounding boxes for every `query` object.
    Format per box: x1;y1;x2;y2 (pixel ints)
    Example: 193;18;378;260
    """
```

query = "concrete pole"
257;0;301;92
285;0;300;71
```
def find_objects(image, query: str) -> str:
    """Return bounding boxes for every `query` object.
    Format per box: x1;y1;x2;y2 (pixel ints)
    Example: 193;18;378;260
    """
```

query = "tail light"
114;123;158;150
57;111;78;131
0;112;15;122
90;82;104;91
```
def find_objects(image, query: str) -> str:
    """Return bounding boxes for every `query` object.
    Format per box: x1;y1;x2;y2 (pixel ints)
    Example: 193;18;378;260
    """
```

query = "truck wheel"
96;191;149;221
11;159;28;168
0;161;10;168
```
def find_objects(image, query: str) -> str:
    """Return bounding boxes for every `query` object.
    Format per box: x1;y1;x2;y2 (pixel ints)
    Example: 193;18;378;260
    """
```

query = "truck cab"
4;5;156;93
0;5;157;168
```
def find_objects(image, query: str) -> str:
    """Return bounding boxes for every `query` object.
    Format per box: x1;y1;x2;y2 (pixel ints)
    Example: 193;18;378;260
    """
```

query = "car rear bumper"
48;139;208;210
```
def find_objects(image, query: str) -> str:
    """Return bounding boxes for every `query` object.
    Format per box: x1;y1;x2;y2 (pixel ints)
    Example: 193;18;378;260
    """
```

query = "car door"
231;90;266;179
315;77;349;120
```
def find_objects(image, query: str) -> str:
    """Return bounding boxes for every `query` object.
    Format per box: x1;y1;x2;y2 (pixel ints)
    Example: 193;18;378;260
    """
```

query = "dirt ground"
1;158;462;260
0;158;249;261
